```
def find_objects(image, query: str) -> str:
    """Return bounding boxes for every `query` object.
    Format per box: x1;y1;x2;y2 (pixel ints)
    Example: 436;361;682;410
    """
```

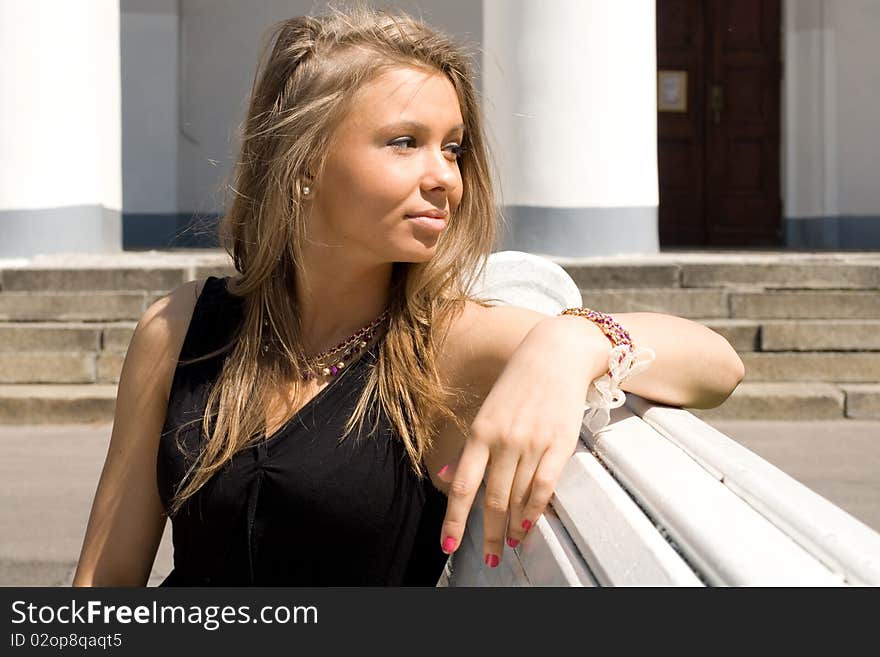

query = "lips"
405;210;448;219
405;215;447;232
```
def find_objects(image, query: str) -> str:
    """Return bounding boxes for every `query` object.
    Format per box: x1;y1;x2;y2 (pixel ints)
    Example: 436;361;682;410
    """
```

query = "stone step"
580;288;880;319
0;292;150;321
97;352;125;383
2;318;874;355
104;325;137;351
0;384;117;424
741;352;880;383
0;268;186;292
582;288;729;318
3;286;876;324
730;290;880;319
559;261;880;290
0;264;237;292
11;350;880;389
698;319;760;351
13;349;880;387
690;382;880;420
689;382;845;420
695;319;880;352
1;381;874;424
680;262;880;289
0;353;96;384
192;264;237;281
562;263;680;289
843;384;880;418
5;260;877;293
0;322;135;352
759;319;880;351
0;351;128;385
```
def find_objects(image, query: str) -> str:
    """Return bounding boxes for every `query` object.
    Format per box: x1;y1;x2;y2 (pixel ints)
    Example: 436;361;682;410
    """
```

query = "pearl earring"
302;185;311;196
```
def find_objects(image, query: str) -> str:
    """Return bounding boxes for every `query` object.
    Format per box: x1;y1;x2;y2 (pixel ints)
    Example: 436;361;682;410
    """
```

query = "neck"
294;249;394;359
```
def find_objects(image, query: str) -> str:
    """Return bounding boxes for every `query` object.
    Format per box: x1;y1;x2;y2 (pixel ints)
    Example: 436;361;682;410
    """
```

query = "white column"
0;0;122;257
483;0;659;257
782;0;839;248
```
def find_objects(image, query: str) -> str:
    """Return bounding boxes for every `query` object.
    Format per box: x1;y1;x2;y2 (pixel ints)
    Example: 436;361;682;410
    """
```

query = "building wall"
783;0;880;249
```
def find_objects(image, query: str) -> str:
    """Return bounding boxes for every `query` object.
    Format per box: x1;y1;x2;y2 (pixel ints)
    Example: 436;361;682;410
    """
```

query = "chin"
391;245;438;263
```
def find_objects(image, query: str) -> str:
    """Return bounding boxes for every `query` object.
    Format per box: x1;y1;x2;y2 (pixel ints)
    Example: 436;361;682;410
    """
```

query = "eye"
387;137;467;162
447;143;467;161
388;137;416;150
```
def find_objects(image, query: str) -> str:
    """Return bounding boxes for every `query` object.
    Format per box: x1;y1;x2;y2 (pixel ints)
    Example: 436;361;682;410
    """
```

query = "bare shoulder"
135;277;209;400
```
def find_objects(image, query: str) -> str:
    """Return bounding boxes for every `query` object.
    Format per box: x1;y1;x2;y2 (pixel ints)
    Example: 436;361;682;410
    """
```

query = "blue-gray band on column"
785;216;880;250
0;206;121;257
497;205;659;257
122;213;221;249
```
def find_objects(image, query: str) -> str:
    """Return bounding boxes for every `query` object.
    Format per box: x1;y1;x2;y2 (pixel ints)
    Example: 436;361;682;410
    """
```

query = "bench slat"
552;443;703;586
585;406;846;585
445;487;598;586
625;394;880;585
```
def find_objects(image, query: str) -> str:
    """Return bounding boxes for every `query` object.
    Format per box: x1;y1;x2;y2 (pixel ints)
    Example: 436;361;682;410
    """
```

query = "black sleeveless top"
156;276;450;586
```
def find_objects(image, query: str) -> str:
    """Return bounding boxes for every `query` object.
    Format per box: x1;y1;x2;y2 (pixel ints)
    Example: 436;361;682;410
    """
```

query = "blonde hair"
166;3;497;517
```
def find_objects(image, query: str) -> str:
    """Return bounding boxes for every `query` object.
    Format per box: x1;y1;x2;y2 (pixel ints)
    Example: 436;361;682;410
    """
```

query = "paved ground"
1;419;878;587
0;423;174;588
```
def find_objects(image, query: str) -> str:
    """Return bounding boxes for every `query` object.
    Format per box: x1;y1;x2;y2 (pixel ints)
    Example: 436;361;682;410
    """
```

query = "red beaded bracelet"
560;307;634;370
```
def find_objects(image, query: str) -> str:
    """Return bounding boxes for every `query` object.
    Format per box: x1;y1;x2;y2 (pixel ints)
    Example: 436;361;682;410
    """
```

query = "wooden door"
657;0;782;247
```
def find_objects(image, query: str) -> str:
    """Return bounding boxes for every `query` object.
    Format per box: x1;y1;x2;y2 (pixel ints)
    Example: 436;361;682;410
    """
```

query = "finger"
439;439;489;556
504;449;544;548
481;446;521;568
520;443;573;538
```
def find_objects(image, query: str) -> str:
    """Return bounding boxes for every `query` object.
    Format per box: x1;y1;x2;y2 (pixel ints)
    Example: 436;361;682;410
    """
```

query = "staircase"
0;250;878;423
555;251;880;421
0;252;236;424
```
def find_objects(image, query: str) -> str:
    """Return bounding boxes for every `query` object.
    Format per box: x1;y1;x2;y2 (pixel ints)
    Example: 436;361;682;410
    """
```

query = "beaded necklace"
300;309;389;380
263;309;390;381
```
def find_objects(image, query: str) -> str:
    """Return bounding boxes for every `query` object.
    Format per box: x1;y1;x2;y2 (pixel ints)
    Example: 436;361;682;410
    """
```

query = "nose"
419;146;459;194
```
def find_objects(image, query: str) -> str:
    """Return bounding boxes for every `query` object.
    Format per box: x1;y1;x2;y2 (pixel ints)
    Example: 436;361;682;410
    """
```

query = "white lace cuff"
583;345;656;434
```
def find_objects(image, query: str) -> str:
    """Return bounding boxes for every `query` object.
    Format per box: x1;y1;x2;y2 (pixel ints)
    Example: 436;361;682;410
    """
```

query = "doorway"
657;0;782;247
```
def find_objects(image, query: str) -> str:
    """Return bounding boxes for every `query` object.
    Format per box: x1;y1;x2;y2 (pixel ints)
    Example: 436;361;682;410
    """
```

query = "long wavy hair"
165;4;497;517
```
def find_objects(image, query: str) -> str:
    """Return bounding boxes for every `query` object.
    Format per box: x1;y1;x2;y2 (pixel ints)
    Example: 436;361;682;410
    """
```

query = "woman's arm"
550;310;746;409
72;279;204;586
439;302;744;417
434;301;745;564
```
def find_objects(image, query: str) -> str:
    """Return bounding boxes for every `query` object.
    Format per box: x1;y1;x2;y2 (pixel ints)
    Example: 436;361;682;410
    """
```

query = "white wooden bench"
439;251;880;586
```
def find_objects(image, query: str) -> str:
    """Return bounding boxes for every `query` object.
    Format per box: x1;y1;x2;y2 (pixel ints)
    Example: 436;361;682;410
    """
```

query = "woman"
72;5;744;586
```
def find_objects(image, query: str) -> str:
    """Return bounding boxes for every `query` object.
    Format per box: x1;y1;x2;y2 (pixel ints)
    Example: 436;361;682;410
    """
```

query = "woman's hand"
437;315;608;568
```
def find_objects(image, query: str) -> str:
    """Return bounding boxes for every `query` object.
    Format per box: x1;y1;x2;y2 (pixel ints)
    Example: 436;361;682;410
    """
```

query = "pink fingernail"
485;553;500;568
437;464;449;477
442;536;457;553
522;519;532;531
507;537;519;548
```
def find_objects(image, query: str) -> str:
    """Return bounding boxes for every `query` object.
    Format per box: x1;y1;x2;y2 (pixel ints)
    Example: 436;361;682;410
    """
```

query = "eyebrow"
380;120;465;134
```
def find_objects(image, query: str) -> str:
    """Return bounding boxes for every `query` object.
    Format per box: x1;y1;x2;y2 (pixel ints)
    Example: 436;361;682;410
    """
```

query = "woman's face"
307;66;465;264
